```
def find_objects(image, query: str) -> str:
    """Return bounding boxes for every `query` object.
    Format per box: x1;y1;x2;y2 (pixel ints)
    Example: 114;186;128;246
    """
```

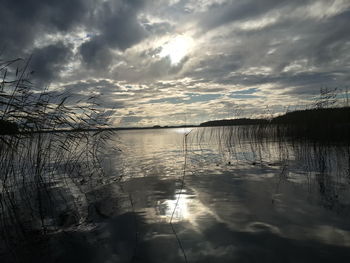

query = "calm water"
2;127;350;262
92;127;350;263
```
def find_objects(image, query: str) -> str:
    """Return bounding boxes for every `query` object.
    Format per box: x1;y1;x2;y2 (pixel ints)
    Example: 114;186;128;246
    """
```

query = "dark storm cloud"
99;0;146;50
0;0;89;83
30;42;73;82
80;37;113;70
0;0;88;53
1;0;148;80
79;0;147;69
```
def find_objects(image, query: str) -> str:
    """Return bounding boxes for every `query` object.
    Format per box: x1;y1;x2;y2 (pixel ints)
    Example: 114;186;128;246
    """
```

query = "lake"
1;127;350;262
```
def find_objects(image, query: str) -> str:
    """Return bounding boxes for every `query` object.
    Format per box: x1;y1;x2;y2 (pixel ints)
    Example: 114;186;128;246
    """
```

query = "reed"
0;57;114;258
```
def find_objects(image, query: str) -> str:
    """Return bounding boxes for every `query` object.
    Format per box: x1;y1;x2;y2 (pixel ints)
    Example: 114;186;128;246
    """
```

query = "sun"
159;35;193;65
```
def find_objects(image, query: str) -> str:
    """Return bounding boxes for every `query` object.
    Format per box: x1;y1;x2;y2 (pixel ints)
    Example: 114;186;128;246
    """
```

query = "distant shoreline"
1;106;349;135
3;124;199;134
200;106;350;127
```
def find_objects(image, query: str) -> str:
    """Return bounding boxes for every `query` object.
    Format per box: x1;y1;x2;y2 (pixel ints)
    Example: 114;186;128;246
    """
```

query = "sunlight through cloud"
159;35;193;65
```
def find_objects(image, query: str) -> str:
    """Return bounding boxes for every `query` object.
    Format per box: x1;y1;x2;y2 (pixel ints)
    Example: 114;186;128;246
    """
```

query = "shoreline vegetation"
2;106;349;132
200;106;350;127
2;107;348;143
201;107;350;142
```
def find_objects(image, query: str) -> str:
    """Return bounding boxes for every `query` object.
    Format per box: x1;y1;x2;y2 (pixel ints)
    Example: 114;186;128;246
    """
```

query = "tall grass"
193;108;350;213
0;57;114;258
193;90;350;209
192;123;350;217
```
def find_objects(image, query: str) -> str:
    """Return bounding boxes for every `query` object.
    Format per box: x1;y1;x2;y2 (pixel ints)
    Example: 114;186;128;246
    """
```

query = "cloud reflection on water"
14;127;347;263
109;127;350;262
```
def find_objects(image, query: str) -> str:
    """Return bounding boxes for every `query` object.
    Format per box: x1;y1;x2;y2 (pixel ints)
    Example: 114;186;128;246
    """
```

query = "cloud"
80;37;112;70
30;42;73;83
79;0;147;69
180;1;350;96
197;0;307;31
1;0;148;80
1;0;350;125
0;0;88;54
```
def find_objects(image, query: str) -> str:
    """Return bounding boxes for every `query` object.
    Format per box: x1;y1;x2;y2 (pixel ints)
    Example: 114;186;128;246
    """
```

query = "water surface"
2;127;350;263
94;127;350;263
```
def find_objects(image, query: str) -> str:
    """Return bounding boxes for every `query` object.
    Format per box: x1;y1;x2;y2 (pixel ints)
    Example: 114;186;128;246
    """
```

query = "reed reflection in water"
102;127;350;263
1;126;350;263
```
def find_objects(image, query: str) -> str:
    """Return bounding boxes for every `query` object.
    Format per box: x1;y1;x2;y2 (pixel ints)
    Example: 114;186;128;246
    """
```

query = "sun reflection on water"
174;128;193;134
163;193;191;221
155;188;217;230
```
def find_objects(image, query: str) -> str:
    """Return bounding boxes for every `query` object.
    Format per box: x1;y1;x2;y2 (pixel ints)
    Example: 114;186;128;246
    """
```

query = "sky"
1;0;350;127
